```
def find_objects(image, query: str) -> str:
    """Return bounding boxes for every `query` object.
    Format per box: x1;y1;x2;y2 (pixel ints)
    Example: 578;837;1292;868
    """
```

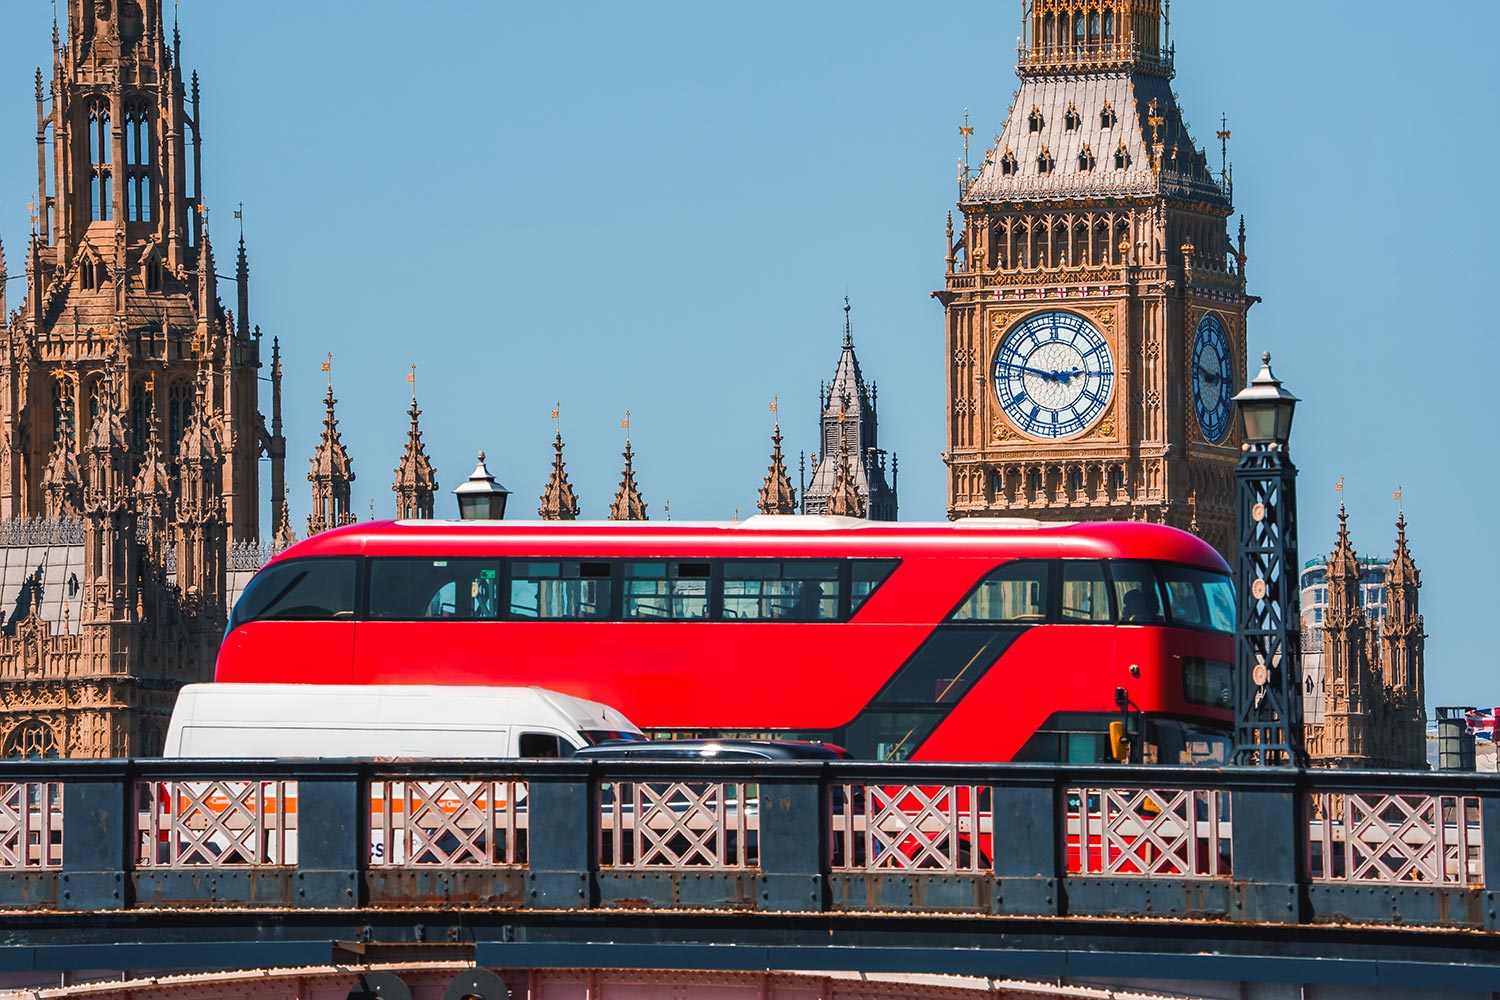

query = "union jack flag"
1464;708;1498;741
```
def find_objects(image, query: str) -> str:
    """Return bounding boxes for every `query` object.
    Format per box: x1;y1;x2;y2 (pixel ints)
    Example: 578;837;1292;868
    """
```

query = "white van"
162;683;644;759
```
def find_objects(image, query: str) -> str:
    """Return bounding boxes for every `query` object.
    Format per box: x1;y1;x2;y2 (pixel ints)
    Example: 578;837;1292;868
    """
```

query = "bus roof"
273;516;1230;573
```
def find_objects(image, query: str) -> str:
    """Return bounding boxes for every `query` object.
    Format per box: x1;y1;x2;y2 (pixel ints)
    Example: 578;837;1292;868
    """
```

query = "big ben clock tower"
936;0;1248;558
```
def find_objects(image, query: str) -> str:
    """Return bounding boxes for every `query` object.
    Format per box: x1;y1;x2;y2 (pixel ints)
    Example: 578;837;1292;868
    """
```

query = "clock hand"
997;361;1061;381
1196;364;1222;385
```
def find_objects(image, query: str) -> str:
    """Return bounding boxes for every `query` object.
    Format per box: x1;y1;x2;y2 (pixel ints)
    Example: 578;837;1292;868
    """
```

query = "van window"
369;558;500;620
949;560;1049;623
519;732;567;758
230;558;356;627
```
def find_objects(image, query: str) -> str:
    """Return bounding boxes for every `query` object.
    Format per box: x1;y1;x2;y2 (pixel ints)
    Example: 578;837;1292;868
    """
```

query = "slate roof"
964;71;1229;209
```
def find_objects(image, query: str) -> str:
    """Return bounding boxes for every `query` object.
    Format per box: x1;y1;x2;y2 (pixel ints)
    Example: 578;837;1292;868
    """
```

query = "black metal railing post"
757;764;825;912
294;764;363;908
59;760;130;911
526;761;593;909
990;772;1060;916
1483;790;1500;933
1227;770;1300;923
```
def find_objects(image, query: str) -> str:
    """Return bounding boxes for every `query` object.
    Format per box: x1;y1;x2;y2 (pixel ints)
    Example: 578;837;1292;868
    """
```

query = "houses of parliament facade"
0;1;1423;768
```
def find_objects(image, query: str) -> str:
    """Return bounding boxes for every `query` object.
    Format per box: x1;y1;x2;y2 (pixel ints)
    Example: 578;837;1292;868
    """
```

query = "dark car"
574;738;852;761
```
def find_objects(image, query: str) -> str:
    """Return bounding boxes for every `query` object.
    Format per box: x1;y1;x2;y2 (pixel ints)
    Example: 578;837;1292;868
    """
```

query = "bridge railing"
0;758;1495;931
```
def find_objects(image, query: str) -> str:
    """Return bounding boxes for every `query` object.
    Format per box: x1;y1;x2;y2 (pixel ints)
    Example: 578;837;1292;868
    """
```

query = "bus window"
949;560;1049;622
1157;563;1235;634
850;559;899;615
368;559;499;620
229;557;356;627
1109;560;1165;624
509;560;611;620
1060;561;1110;622
624;561;709;619
722;560;839;621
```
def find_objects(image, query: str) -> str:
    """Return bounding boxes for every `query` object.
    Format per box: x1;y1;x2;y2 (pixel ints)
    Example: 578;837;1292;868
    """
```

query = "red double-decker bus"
216;516;1236;764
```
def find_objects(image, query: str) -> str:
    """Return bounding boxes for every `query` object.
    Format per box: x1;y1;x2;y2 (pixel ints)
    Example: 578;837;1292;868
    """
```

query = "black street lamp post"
454;452;511;521
1231;353;1304;767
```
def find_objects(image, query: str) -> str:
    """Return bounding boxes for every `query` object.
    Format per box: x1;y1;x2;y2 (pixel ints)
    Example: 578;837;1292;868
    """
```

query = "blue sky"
0;2;1494;710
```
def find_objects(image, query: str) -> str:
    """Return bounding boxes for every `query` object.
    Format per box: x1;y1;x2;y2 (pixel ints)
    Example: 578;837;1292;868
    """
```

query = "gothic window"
1028;106;1045;132
143;256;161;291
1000;150;1019;176
124;104;152;223
1078;143;1096;171
1089;11;1101;43
1069;467;1084;496
1109;465;1125;496
1100;102;1117;129
1103;9;1115;41
1114;142;1131;169
168;380;194;456
1037;147;1055;173
80;259;96;290
1073;12;1085;47
85;380;101;440
88;101;112;222
3;720;59;759
1027;468;1043;498
1064;104;1082;131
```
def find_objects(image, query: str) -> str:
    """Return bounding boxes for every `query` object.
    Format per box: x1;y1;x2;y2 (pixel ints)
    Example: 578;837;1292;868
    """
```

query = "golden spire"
757;398;797;516
538;420;580;521
608;436;647;521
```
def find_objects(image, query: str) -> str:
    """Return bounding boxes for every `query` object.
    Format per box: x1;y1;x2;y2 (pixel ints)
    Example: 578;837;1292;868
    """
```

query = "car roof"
575;738;851;760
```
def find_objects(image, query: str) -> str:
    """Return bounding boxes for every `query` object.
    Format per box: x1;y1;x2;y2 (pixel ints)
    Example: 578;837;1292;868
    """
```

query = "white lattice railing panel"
369;780;527;867
599;781;753;870
829;784;990;873
1308;792;1483;886
0;781;62;869
1069;787;1231;877
135;780;296;868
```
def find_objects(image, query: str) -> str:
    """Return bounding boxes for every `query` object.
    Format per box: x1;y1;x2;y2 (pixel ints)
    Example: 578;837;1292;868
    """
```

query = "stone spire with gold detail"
608;428;647;521
539;429;580;521
1379;505;1425;764
757;410;797;516
307;374;355;536
825;405;865;518
392;376;437;520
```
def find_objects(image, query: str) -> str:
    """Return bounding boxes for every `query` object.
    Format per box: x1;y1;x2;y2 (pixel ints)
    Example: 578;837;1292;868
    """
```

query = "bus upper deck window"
1109;561;1165;624
722;560;840;621
368;558;499;620
949;560;1050;623
1060;561;1110;622
1157;563;1235;634
510;560;612;620
625;561;709;620
850;559;899;615
229;557;356;627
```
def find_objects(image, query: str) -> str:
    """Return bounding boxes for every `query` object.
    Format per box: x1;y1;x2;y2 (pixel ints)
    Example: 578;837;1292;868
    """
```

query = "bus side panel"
914;625;1117;762
1113;626;1234;723
350;620;935;731
215;622;356;683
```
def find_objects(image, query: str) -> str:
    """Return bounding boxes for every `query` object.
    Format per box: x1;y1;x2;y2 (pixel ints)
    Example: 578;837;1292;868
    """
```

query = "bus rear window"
230;558;356;627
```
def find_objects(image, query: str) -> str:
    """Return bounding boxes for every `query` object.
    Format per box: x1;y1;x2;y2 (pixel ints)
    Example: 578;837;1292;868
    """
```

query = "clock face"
1191;314;1234;443
992;311;1114;439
